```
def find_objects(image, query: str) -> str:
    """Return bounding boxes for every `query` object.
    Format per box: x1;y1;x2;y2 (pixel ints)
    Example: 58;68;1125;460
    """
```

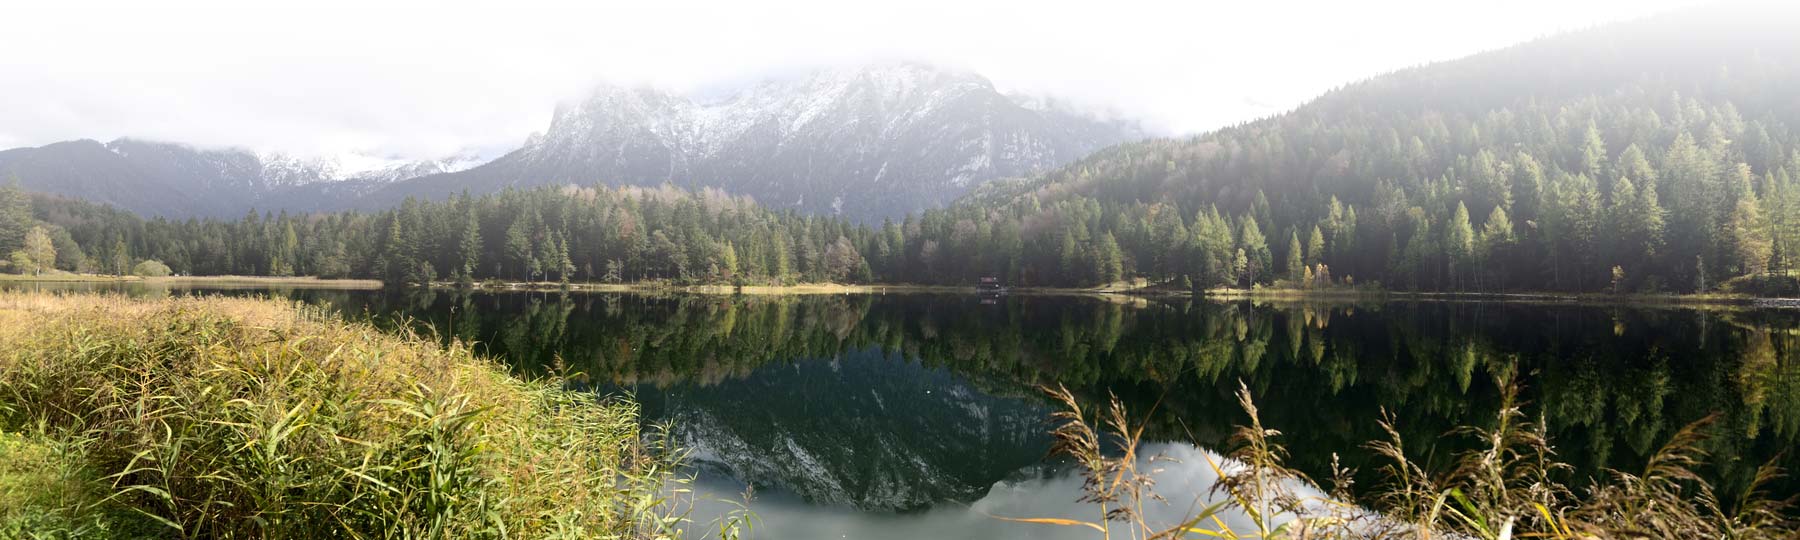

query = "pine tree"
0;178;31;255
1232;248;1249;287
505;216;532;280
1567;174;1604;290
1398;208;1433;290
1466;149;1512;218
1446;201;1475;290
1510;152;1544;225
1285;231;1304;281
1095;232;1123;284
1238;217;1271;284
459;209;482;281
274;223;299;277
721;241;740;281
1305;225;1326;268
1724;164;1773;275
381;214;416;286
1058;230;1082;285
1478;206;1515;290
773;231;793;284
1613;176;1665;283
554;233;575;283
1334;206;1358;276
1579;120;1609;182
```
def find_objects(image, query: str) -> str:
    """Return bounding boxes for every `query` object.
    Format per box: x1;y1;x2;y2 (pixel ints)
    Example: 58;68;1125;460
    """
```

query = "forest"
3;102;1798;296
3;15;1800;293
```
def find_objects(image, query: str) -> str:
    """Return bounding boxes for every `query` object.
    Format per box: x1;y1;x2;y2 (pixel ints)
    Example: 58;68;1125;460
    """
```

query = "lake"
7;281;1799;537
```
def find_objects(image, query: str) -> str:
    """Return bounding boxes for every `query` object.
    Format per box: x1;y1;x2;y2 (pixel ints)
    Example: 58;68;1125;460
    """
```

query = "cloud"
0;0;1704;159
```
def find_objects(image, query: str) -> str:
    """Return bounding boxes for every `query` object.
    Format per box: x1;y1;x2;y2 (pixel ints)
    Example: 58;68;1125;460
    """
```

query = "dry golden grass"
1020;377;1797;539
0;291;690;539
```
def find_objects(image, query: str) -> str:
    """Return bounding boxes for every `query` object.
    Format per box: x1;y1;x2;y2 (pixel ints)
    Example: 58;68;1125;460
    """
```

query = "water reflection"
7;282;1799;530
685;443;1325;540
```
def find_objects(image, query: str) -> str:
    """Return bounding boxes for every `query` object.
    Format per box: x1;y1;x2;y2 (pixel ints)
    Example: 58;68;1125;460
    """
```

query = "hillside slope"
891;5;1800;292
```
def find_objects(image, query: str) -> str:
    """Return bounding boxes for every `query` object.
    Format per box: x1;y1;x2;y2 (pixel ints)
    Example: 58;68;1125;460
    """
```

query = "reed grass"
0;292;691;539
1023;374;1797;539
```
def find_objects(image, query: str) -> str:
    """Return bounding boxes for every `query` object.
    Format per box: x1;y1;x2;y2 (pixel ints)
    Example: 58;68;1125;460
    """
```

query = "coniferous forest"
3;12;1799;294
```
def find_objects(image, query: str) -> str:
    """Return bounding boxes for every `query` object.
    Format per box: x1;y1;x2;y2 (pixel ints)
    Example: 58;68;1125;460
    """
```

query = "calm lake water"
9;281;1800;537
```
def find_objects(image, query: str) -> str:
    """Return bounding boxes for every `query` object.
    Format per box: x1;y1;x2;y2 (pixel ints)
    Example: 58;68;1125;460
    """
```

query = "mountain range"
0;64;1143;221
0;138;479;218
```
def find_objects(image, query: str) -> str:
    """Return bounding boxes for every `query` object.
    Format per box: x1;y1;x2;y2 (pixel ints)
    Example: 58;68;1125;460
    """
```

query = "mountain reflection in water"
8;281;1797;535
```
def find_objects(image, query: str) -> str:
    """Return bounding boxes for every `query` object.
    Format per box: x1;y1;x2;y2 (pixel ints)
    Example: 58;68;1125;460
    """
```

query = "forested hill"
4;6;1800;294
1;183;879;285
897;6;1800;292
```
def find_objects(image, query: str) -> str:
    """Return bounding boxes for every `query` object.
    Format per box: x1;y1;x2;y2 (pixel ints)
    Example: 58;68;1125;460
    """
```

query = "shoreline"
4;274;1794;307
0;273;384;289
439;280;1174;297
147;275;385;289
1193;287;1780;307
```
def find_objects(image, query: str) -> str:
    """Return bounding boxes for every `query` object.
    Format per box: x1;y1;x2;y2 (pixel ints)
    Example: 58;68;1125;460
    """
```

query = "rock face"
0;63;1137;220
0;138;475;217
362;63;1142;221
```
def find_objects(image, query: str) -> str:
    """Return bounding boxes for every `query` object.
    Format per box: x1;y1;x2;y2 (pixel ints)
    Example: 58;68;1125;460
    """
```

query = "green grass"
0;292;693;539
0;272;141;283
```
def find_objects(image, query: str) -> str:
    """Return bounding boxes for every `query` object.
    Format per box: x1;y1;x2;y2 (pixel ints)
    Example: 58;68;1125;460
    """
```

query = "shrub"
130;259;172;277
1721;274;1800;298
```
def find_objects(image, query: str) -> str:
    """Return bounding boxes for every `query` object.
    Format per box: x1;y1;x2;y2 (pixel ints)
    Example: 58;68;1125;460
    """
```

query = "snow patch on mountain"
256;150;486;186
362;62;1144;220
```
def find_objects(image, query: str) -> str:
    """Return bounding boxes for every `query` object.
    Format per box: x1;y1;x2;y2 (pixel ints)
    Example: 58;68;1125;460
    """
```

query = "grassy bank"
0;274;383;289
449;279;973;295
0;272;141;283
144;275;384;289
1195;285;1796;308
0;292;688;539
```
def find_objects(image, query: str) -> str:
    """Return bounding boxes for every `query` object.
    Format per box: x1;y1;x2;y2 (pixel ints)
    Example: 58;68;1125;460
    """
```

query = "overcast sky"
0;0;1708;161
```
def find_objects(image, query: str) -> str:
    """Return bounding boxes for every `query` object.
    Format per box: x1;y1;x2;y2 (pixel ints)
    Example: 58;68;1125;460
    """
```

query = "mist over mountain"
357;63;1144;220
0;138;477;218
0;63;1139;222
12;6;1800;297
893;4;1800;293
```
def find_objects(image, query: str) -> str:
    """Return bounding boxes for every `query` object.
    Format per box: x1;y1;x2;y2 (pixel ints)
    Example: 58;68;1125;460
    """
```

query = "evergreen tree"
1305;225;1325;268
1478;205;1516;289
0;179;30;255
1723;164;1773;275
1397;208;1433;290
1446;201;1475;290
505;216;533;280
721;241;740;281
381;215;417;286
554;234;575;283
1238;217;1271;284
459;209;482;281
1334;206;1358;276
1232;248;1249;287
1607;176;1665;284
1580;120;1609;182
1284;231;1304;281
1094;232;1123;284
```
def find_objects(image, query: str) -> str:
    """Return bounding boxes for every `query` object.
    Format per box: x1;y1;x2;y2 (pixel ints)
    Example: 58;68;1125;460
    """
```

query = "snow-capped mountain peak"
385;62;1141;220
